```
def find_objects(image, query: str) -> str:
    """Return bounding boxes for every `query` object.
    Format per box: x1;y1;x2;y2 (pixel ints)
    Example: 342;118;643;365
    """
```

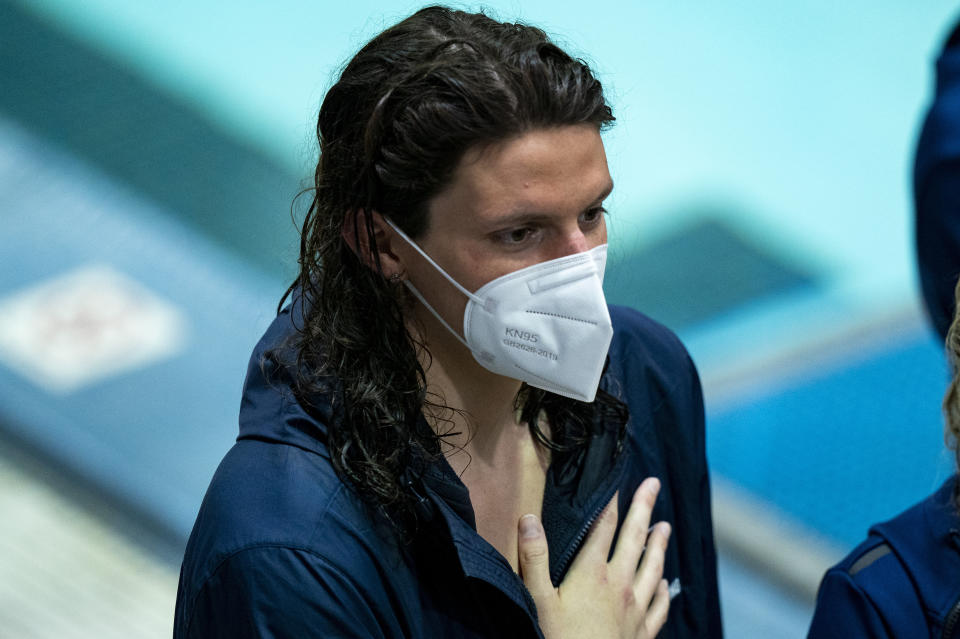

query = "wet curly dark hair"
279;5;626;532
941;277;960;506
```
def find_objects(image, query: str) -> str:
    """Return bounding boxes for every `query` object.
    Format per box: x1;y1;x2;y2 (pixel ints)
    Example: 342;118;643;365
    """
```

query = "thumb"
518;514;554;601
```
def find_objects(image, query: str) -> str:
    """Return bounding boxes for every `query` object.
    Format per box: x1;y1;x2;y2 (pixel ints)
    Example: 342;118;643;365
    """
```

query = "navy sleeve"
807;570;891;639
690;362;723;639
670;350;723;638
609;306;723;637
184;547;395;639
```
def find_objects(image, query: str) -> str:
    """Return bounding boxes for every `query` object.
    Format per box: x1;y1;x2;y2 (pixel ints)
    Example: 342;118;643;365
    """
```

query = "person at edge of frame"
806;16;960;639
806;279;960;638
916;15;960;343
173;6;722;638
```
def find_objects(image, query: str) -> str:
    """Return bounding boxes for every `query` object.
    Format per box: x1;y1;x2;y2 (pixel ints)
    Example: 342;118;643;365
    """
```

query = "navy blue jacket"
173;304;722;638
808;476;960;638
915;18;960;341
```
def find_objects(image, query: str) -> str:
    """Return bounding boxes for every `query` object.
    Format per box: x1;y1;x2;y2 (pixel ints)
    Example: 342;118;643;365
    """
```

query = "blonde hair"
941;277;960;476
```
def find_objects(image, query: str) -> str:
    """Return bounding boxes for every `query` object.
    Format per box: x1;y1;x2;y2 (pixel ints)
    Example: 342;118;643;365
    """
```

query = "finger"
569;492;619;572
636;579;670;639
611;477;660;577
517;514;555;602
633;521;671;609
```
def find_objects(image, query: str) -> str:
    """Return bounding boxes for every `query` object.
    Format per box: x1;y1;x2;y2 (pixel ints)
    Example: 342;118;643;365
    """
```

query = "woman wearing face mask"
174;7;721;638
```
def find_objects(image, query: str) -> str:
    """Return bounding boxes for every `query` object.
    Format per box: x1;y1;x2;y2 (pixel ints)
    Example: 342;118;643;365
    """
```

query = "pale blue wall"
17;1;958;363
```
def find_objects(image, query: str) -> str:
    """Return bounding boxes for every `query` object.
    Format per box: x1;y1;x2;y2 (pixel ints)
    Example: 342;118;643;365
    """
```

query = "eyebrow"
488;180;615;228
594;180;615;205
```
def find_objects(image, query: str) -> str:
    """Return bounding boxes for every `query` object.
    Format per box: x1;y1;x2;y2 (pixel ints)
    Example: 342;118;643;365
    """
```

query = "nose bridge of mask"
593;244;608;281
524;251;601;296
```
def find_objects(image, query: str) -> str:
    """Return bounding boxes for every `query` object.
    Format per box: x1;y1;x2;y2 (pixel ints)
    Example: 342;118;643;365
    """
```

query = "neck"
409;310;528;468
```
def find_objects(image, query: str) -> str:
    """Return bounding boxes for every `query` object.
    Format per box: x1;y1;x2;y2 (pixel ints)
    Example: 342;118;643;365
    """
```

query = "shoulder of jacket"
605;306;704;458
608;305;694;373
209;538;386;583
813;531;936;639
181;469;399;608
177;541;396;638
832;536;900;584
818;520;925;619
609;304;682;342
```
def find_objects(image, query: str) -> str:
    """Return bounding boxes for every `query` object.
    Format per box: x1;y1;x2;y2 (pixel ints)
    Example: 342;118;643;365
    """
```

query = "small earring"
389;272;404;283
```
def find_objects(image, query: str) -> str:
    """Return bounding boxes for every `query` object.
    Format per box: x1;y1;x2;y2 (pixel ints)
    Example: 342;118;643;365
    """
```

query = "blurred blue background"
1;1;958;636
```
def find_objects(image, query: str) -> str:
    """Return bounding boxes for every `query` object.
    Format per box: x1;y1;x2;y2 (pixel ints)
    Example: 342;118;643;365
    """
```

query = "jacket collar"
413;373;629;586
237;304;336;457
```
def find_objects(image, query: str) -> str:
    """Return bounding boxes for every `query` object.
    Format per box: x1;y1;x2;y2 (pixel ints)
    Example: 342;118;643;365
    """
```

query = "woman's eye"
499;227;538;244
581;207;606;226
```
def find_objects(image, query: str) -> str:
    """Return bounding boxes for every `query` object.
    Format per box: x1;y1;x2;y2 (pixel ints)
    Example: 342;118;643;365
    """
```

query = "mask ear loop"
401;280;472;350
384;218;483;304
384;217;477;351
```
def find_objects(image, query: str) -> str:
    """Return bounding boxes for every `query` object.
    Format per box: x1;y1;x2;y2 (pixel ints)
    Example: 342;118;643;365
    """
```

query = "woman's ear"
341;209;405;279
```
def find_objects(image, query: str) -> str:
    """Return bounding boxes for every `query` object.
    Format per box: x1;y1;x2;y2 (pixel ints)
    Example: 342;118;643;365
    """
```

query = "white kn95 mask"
386;218;614;402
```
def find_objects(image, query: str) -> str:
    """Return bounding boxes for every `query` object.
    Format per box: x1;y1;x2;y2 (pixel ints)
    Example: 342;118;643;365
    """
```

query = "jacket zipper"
943;593;960;639
944;530;960;639
519;509;615;639
550;483;619;585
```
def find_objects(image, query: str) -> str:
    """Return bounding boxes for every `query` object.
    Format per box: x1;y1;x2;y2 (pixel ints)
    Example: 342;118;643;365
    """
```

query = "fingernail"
636;478;660;503
659;522;672;539
520;514;542;539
